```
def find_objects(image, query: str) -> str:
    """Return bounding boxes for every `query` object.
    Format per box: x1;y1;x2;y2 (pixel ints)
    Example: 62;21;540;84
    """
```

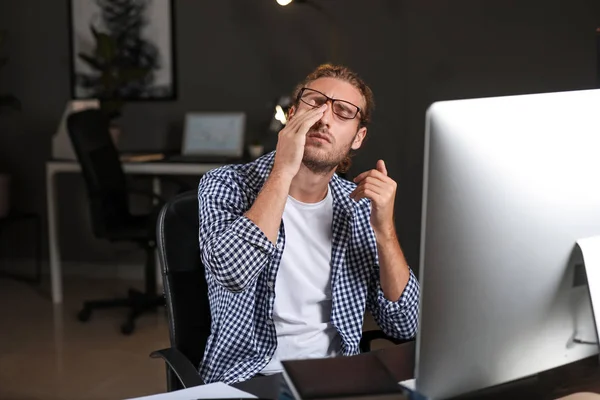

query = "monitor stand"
577;235;600;360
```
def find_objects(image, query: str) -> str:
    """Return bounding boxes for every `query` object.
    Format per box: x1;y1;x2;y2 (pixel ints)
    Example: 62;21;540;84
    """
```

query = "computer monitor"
415;88;600;399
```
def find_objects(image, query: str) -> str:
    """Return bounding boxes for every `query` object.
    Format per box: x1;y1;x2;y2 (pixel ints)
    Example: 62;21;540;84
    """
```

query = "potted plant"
76;25;151;145
0;29;21;218
75;0;160;145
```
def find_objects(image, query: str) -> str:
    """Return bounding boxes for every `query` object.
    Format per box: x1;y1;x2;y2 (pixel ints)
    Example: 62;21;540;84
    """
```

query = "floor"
0;277;168;400
0;275;385;400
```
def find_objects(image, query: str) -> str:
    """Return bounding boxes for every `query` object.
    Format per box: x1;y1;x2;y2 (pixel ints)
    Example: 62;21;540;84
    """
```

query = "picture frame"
596;27;600;87
67;0;177;101
182;112;247;157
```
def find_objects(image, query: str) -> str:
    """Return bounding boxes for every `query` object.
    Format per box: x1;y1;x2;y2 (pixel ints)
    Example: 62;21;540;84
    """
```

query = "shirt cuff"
229;216;278;256
377;268;419;315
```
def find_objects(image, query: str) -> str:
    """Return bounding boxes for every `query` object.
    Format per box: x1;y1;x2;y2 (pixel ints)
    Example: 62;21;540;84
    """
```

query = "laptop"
166;112;247;163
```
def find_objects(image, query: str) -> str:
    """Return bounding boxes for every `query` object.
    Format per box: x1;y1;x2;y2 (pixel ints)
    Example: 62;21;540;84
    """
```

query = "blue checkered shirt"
197;151;420;384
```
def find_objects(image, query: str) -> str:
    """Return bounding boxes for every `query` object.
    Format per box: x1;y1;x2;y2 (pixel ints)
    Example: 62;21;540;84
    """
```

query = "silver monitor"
415;88;600;399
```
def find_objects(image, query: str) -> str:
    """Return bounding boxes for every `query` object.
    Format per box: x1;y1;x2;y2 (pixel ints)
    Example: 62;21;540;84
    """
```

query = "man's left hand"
350;160;397;237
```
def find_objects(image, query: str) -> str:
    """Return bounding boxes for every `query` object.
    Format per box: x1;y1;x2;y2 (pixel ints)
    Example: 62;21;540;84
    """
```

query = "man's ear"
351;127;367;150
287;106;296;121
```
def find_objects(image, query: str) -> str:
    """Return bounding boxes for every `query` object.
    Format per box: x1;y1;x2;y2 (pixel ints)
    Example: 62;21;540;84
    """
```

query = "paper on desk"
399;378;416;391
125;382;258;400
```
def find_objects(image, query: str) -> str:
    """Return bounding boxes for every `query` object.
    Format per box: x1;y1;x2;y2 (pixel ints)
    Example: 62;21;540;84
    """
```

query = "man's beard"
302;122;356;175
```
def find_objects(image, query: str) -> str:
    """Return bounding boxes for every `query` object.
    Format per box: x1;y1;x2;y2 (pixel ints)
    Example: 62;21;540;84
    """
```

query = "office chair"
150;190;208;391
67;109;165;335
150;190;412;391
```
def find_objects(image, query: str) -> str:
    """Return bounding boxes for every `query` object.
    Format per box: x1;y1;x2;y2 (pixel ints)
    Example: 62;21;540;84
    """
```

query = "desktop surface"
233;342;600;400
115;150;248;165
163;153;246;164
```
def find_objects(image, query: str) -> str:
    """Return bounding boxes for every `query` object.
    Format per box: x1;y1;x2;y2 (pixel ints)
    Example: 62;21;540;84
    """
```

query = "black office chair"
67;109;166;335
150;190;411;391
150;190;208;391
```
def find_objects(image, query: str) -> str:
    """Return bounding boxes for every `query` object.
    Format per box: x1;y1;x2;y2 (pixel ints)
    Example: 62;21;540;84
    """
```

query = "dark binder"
280;353;426;400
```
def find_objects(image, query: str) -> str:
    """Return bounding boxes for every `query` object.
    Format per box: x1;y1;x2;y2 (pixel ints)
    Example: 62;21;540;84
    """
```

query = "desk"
46;160;223;304
233;342;600;400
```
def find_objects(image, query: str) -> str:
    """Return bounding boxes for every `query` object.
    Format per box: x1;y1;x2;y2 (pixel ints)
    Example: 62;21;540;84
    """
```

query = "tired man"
197;64;420;384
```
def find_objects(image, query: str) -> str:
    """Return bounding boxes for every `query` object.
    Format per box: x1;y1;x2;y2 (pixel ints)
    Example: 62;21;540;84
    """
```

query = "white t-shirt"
260;185;341;374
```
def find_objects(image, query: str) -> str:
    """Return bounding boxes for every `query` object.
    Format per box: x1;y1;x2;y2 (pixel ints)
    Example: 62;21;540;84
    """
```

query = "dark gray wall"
0;0;599;274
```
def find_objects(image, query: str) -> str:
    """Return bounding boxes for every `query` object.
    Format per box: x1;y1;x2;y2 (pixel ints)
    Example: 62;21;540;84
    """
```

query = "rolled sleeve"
198;171;277;293
229;216;277;256
369;268;420;340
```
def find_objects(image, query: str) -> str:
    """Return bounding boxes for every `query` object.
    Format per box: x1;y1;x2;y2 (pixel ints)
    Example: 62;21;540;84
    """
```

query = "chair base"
77;288;165;335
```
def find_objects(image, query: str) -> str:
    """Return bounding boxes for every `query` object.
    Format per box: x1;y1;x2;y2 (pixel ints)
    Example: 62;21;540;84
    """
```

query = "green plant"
0;30;21;114
77;25;150;120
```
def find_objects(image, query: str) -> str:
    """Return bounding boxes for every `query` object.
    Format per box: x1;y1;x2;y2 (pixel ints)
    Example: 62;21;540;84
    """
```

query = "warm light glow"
275;105;287;124
277;0;293;5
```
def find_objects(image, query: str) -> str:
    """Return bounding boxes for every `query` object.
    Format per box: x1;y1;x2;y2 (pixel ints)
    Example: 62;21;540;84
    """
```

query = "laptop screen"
182;112;245;157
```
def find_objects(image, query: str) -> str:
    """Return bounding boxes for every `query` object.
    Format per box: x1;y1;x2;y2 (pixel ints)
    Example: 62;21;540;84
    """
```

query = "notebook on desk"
280;353;427;400
119;153;166;163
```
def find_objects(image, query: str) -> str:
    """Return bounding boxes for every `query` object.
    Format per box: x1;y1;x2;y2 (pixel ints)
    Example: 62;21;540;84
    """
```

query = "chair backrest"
156;190;211;391
66;109;130;238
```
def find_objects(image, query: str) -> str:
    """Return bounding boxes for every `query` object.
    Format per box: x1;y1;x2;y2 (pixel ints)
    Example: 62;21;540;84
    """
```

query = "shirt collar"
247;151;355;217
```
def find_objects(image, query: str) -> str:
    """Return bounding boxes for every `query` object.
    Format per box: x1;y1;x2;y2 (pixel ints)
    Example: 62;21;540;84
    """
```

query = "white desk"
46;160;222;304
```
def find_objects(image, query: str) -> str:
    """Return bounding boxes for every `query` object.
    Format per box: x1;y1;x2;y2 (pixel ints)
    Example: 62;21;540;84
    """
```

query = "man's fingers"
287;104;327;133
354;161;388;183
350;187;381;202
353;171;370;183
297;105;328;135
359;177;388;191
351;179;386;195
376;160;387;176
353;169;388;184
351;183;383;200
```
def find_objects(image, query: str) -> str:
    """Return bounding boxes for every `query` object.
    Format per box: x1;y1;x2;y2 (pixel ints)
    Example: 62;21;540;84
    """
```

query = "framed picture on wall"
68;0;177;101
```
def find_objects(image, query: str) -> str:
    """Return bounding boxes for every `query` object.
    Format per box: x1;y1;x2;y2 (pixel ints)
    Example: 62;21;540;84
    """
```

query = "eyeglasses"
297;87;362;121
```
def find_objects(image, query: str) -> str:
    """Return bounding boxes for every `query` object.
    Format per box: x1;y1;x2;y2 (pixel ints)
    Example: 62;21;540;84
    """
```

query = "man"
197;64;420;384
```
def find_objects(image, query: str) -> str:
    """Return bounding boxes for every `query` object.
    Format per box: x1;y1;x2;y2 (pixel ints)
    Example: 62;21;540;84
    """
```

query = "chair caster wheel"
121;321;135;335
77;308;92;322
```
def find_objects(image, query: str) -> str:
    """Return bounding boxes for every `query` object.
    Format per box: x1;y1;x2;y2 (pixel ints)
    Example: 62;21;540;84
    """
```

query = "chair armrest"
360;330;415;353
150;348;204;388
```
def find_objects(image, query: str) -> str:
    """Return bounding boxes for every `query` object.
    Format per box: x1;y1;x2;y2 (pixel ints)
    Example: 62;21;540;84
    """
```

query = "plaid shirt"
197;151;420;384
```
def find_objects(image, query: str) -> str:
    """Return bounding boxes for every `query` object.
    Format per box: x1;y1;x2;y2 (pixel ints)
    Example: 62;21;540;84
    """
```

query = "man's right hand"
272;103;328;179
245;103;327;244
